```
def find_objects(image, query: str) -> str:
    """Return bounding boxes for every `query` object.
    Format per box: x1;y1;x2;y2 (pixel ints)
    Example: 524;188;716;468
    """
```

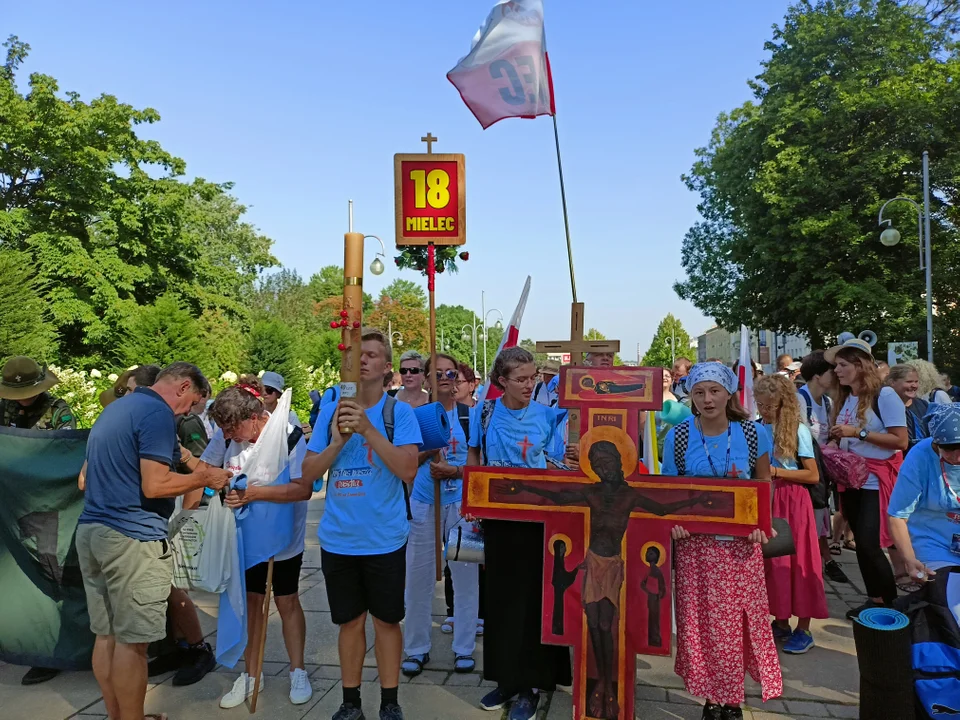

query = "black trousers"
444;563;485;620
842;488;896;603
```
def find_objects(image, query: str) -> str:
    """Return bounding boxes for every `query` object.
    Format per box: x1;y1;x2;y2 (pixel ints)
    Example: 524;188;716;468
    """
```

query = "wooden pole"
340;232;364;434
428;242;442;582
249;556;274;714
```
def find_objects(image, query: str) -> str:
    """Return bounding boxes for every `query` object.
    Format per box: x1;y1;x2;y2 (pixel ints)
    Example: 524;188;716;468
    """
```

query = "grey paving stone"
825;704;861;718
785;699;830;715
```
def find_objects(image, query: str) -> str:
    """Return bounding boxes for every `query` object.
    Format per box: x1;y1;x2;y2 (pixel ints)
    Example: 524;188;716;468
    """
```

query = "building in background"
696;327;811;374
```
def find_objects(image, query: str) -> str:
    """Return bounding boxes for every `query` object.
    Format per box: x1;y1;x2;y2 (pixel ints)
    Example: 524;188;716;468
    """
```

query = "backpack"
479;399;497;465
456;403;472;444
905;397;930;451
796;388;832;510
672;418;759;478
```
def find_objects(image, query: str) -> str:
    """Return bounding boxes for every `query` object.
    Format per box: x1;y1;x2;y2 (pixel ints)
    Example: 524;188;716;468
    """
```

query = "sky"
5;1;794;362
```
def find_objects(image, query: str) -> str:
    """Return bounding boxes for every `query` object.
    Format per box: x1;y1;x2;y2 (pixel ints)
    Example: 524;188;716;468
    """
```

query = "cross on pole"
421;132;437;154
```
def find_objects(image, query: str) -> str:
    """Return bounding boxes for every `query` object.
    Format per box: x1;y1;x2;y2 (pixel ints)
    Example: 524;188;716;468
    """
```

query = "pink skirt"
764;480;829;620
675;535;783;705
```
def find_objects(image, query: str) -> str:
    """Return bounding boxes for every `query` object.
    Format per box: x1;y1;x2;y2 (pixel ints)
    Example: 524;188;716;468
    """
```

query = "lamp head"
880;227;901;247
370;256;385;275
495;320;503;330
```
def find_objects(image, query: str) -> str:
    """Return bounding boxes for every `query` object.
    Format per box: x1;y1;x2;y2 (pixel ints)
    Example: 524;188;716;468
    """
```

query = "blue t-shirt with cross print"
468;398;559;469
661;418;771;479
412;405;472;505
308;393;422;555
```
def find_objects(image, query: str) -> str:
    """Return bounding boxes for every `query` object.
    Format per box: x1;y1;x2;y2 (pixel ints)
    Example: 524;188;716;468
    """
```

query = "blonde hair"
906;359;946;397
831;347;882;427
361;327;393;364
754;374;801;460
887;364;918;385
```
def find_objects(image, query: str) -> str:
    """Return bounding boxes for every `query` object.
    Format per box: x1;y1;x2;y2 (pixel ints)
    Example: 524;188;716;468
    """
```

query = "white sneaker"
219;672;264;709
289;668;313;705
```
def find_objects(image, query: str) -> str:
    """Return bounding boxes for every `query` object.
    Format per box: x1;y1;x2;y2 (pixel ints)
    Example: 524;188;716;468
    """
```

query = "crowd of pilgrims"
77;329;960;720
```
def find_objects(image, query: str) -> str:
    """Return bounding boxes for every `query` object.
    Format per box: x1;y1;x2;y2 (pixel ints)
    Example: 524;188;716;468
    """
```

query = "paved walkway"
1;494;864;719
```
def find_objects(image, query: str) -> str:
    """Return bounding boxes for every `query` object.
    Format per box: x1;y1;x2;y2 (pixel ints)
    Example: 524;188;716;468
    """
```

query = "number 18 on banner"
394;153;466;247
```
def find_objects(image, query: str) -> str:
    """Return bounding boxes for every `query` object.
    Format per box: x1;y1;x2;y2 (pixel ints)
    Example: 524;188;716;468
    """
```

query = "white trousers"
404;499;478;657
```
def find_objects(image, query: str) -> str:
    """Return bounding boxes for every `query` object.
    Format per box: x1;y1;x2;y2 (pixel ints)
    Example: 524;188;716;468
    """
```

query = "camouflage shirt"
0;392;77;430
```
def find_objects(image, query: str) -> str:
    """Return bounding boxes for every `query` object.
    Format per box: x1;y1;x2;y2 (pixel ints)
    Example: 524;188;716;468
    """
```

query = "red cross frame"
462;366;772;720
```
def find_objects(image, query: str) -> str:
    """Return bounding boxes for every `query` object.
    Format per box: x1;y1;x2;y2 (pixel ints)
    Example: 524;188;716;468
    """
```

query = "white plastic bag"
170;492;236;594
241;388;292;486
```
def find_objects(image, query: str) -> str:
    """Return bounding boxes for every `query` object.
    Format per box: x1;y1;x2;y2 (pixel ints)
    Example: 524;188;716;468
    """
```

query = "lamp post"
461;316;483;371
386;320;403;349
878;150;934;362
480;291;504;381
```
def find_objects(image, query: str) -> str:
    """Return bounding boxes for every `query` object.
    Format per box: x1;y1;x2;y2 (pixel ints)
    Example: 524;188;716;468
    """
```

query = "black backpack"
796;388;832;510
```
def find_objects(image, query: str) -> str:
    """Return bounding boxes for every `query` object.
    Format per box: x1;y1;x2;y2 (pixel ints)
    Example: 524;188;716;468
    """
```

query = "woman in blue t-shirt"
660;362;782;719
466;347;570;720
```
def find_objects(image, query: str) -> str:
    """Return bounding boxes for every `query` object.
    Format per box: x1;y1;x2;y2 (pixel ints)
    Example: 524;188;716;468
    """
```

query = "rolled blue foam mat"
856;607;910;631
415;402;451;451
854;607;914;719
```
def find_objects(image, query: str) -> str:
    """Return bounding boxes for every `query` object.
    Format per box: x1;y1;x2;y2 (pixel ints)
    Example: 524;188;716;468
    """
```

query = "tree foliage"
0;36;276;364
642;314;692;368
0;248;57;362
119;293;208;369
674;1;960;364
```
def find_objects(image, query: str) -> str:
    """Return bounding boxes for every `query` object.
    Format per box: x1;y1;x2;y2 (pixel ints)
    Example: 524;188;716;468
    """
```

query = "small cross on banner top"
421;133;437;154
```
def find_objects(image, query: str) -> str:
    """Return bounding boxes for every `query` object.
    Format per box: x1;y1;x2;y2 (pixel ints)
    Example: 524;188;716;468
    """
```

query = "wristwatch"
858;429;869;441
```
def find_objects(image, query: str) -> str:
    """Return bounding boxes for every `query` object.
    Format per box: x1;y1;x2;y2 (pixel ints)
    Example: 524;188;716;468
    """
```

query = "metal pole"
482;291;488;381
348;199;353;233
671;328;676;367
923;151;934;363
552;115;578;303
472;313;478;371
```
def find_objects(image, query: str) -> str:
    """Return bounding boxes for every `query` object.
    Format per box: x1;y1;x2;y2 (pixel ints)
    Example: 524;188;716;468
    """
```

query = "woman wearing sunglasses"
401;354;479;678
394;351;429;408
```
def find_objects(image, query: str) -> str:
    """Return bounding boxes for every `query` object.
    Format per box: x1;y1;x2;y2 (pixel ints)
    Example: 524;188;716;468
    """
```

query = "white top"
200;422;308;561
836;386;906;490
798;385;830;445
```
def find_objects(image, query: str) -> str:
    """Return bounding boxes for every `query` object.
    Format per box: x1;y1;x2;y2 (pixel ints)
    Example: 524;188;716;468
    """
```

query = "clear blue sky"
6;1;792;362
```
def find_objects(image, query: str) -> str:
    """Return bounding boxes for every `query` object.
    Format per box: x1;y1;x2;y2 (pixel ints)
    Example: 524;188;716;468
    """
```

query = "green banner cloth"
0;426;93;670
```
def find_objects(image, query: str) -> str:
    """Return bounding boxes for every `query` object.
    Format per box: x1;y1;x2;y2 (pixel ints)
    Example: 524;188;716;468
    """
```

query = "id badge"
952;534;960;556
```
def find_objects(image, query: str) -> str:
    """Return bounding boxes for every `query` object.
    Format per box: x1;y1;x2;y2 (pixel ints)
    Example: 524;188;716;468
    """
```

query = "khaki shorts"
76;523;173;645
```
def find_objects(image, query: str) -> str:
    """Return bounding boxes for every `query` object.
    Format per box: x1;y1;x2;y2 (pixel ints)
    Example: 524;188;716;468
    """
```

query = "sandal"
400;653;429;678
454;655;475;673
843;538;857;552
440;617;454;634
828;541;842;556
895;574;923;594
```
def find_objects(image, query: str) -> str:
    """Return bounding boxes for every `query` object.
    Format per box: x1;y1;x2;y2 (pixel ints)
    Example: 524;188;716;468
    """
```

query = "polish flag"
478;275;531;402
447;0;555;130
738;325;756;418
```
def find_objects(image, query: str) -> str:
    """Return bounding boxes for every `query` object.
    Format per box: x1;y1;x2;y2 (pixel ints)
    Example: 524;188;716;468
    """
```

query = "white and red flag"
478;276;532;402
447;0;555;129
738;325;756;418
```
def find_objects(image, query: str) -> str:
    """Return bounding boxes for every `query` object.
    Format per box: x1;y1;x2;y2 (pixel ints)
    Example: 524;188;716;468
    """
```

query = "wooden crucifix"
463;366;771;720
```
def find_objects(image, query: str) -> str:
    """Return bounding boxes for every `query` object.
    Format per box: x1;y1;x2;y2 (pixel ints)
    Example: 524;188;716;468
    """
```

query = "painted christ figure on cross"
501;438;719;719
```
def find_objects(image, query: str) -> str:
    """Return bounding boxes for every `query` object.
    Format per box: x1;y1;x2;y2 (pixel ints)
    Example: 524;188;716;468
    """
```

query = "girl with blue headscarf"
660;362;782;720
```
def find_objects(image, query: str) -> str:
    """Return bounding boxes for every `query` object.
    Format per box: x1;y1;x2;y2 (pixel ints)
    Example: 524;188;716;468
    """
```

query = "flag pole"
552;115;578;304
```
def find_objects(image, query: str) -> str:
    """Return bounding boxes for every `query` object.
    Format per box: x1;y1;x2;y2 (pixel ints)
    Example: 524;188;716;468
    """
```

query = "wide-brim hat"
541;359;561;375
0;356;60;401
98;370;135;409
824;338;873;364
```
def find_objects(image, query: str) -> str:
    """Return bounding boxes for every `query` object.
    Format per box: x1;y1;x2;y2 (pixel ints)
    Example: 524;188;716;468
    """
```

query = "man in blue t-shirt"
303;329;421;720
76;363;231;720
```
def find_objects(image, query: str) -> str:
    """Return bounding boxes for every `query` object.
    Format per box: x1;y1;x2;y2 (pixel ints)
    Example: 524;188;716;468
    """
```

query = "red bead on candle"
353;321;360;328
340;310;349;318
340;319;348;327
337;343;346;351
329;321;339;329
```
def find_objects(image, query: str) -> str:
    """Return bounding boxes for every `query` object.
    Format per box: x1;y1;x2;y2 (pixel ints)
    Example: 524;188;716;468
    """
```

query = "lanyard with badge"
696;418;732;478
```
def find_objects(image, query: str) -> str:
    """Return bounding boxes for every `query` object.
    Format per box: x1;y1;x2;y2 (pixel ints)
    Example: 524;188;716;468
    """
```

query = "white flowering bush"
47;361;342;429
48;365;112;428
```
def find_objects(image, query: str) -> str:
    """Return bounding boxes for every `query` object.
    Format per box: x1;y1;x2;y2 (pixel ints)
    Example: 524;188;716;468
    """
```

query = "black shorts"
321;544;406;625
245;553;303;597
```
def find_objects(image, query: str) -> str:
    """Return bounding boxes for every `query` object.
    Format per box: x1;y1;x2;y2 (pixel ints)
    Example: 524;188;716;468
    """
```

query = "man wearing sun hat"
0;356;77;686
0;356;76;433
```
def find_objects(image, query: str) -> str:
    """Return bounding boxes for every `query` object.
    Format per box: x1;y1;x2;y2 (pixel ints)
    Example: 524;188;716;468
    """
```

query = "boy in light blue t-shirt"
302;329;421;720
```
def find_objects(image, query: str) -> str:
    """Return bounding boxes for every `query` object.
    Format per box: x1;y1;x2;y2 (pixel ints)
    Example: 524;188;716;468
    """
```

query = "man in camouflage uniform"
0;356;76;685
0;356;76;432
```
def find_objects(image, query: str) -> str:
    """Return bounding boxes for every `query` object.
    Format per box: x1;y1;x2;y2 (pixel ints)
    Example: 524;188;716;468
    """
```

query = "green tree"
244;319;298;380
436;304;479;366
642;314;692;368
307;264;373;312
197;308;244;378
0;248;57;362
0;36;276;363
118;293;208;368
673;1;960;361
584;327;624;366
381;279;427;310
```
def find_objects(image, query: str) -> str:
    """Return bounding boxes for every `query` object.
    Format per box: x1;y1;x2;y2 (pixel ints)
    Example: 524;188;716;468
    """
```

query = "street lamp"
348;200;387;276
480;290;504;381
878;150;934;362
461;317;483;372
387;320;403;348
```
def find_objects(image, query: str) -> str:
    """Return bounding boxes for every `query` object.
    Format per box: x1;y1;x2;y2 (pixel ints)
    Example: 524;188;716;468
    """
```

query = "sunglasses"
399;368;422;376
265;387;282;396
434;369;459;381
